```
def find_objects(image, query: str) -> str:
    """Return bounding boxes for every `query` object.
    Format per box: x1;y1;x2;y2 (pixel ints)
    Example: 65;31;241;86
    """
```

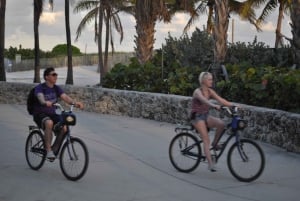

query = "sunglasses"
49;73;58;77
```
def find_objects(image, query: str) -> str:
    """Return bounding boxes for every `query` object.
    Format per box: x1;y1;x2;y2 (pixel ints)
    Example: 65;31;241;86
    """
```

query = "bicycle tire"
25;131;46;170
59;137;89;181
169;133;202;173
227;139;265;182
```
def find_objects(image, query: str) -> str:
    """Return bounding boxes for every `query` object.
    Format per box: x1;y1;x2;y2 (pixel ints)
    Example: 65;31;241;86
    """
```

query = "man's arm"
60;93;84;109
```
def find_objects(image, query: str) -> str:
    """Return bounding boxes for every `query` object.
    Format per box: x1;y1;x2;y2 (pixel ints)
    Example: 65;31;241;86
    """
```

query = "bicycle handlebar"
53;103;75;113
221;106;239;116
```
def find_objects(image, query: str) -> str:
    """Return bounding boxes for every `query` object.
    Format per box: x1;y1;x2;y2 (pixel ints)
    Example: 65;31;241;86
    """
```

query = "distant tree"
0;0;6;81
51;44;81;56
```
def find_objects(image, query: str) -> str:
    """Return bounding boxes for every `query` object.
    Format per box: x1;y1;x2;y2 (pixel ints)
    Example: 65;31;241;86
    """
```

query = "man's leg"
43;119;55;159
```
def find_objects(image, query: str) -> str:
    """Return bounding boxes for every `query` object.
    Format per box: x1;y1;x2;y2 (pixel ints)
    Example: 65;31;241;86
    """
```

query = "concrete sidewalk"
0;104;300;201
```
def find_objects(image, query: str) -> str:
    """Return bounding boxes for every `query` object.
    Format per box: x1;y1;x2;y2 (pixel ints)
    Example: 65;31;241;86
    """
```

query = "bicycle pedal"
47;158;56;162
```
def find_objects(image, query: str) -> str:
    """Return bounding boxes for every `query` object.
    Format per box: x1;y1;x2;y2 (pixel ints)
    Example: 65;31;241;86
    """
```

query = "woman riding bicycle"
191;72;235;172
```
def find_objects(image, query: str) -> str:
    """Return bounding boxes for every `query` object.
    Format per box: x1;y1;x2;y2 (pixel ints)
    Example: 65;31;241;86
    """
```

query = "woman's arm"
209;89;232;107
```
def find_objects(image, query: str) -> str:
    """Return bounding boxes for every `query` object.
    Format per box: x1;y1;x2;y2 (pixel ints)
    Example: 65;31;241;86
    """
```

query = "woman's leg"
193;120;215;171
207;116;225;147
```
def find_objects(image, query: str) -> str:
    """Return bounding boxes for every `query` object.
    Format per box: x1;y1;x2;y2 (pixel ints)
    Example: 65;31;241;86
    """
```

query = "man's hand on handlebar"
74;101;84;109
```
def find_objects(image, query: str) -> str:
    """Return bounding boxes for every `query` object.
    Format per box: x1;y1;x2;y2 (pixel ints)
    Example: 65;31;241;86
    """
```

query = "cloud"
260;21;276;32
40;11;64;25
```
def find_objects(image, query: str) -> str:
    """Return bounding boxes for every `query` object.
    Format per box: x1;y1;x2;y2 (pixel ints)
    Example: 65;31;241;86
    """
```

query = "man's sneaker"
208;164;217;172
46;151;56;161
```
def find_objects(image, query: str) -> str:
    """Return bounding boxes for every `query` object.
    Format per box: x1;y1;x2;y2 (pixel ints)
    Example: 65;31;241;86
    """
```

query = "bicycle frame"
176;106;248;163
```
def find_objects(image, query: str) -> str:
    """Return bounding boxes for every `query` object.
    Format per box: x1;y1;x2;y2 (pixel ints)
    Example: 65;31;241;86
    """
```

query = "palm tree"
0;0;6;81
248;0;292;48
33;0;53;83
134;0;169;64
183;0;258;82
128;0;196;64
290;0;300;68
65;0;74;85
73;0;124;84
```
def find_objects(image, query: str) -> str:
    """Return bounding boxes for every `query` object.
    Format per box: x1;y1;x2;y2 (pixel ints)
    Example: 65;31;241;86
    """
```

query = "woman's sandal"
212;143;224;151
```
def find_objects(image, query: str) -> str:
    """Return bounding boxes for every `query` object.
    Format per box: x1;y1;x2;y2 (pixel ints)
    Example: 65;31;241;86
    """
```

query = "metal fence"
6;53;135;72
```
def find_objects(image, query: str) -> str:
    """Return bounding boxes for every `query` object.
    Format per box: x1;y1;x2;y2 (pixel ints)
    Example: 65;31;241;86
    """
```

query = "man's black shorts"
33;113;61;129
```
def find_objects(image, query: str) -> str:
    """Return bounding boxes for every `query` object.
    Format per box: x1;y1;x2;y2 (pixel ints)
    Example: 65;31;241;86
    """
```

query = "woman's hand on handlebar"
213;104;221;110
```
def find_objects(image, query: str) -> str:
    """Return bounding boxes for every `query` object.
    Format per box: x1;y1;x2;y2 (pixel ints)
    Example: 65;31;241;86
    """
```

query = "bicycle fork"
65;135;79;161
235;134;249;162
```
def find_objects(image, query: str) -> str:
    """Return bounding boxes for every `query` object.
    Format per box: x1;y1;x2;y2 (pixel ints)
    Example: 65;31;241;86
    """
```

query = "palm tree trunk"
275;3;284;48
65;0;73;85
33;0;42;83
104;8;110;75
0;0;6;81
135;0;155;65
291;0;300;68
212;0;229;83
98;4;104;85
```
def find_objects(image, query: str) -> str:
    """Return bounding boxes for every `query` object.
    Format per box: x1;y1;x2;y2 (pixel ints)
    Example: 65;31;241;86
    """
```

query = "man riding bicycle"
31;67;84;160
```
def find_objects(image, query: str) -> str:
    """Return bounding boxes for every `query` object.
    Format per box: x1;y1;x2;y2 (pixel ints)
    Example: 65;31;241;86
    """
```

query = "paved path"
0;103;300;201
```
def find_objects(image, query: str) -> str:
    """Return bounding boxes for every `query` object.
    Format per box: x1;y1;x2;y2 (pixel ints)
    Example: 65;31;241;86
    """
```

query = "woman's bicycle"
25;103;89;181
169;106;265;182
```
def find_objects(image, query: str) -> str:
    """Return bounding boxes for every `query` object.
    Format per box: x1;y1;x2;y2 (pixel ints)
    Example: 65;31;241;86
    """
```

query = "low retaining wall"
1;82;300;153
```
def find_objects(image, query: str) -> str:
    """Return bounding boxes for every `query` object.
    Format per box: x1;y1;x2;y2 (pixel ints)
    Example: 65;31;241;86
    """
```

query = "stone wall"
1;82;300;153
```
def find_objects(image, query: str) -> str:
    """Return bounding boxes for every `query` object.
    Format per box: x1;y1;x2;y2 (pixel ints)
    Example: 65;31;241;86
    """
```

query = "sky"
5;0;293;54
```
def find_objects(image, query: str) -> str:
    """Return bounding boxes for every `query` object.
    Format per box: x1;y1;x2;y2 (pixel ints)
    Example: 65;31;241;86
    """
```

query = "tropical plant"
65;0;74;84
73;0;124;85
121;0;198;65
33;0;53;83
0;0;6;81
183;0;258;83
247;0;292;48
290;0;300;69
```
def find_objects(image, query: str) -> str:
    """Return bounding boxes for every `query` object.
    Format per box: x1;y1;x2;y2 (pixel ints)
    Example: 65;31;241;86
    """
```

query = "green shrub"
218;66;300;113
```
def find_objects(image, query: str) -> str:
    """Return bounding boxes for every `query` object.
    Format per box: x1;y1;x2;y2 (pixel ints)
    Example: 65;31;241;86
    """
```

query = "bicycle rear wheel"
227;139;265;182
60;137;89;181
169;133;201;173
25;131;46;170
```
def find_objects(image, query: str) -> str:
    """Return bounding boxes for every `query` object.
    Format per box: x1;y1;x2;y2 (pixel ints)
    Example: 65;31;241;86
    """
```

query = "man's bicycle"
169;106;265;182
25;103;89;181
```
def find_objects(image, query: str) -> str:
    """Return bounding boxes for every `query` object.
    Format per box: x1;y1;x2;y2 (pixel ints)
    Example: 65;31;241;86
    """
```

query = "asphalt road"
0;103;300;201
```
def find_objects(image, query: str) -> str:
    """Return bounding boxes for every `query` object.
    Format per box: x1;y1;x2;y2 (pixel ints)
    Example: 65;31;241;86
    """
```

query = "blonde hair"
198;72;211;85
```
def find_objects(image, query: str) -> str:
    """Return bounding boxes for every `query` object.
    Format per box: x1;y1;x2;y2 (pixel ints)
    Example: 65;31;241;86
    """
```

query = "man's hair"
43;67;55;80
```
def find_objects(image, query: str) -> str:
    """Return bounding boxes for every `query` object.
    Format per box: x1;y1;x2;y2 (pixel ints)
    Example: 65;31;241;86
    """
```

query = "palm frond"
75;8;98;41
183;1;207;34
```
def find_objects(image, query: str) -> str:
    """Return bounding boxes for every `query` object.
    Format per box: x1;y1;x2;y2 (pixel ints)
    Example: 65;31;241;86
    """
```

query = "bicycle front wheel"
59;137;89;181
25;131;46;170
169;133;201;173
227;139;265;182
